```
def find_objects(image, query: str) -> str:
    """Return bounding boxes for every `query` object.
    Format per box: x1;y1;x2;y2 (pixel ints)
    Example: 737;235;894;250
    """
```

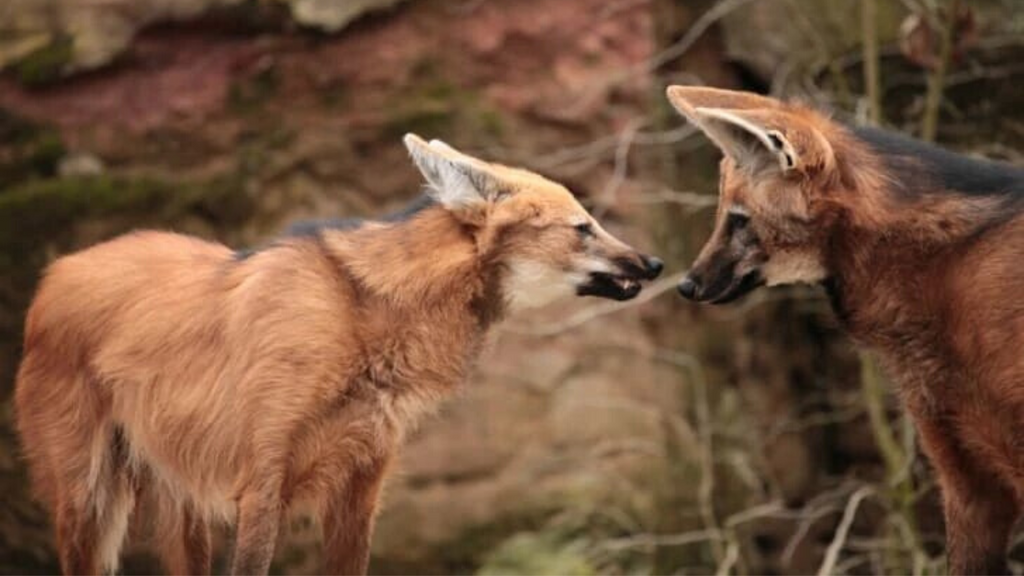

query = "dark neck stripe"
233;194;437;260
850;125;1024;201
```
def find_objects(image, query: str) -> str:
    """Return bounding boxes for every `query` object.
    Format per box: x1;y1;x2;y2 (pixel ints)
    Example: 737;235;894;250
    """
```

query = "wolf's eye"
726;212;750;232
574;223;594;237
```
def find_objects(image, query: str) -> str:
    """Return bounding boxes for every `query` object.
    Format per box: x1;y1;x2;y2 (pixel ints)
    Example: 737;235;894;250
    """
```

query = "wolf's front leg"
914;415;1018;575
231;486;284;575
943;488;1016;575
321;460;389;575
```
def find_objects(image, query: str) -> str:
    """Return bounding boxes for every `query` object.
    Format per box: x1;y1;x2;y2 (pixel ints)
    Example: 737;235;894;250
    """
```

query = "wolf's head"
403;134;662;310
665;86;846;304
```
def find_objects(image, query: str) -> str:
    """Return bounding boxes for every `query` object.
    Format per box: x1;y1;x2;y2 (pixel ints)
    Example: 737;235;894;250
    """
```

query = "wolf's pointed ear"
403;134;502;210
666;85;780;117
666;87;831;176
427;138;469;159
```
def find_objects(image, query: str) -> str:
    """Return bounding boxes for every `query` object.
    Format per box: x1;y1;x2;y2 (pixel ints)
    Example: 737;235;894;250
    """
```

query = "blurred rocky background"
1;0;1022;574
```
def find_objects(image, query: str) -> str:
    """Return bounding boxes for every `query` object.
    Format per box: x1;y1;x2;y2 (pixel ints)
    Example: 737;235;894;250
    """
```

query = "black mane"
234;194;436;260
851;125;1024;201
283;194;436;237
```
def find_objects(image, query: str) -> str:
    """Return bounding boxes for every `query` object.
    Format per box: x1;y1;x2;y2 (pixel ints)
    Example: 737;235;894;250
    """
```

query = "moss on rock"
0;111;66;185
383;63;506;142
0;174;250;269
14;35;74;87
228;64;281;114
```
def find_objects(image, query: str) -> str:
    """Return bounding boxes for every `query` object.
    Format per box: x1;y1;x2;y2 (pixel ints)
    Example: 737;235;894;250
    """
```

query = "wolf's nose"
677;276;699;300
643;256;664;279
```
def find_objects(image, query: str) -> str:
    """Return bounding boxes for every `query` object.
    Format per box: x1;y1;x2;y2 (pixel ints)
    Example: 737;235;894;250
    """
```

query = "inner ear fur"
695;107;801;174
403;133;506;210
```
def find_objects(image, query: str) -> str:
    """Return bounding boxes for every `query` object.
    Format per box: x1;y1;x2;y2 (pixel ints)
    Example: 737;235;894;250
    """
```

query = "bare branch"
566;0;760;114
593;119;644;217
817;486;876;576
921;0;961;141
599;528;724;552
862;0;882;124
716;540;740;576
500;272;685;337
626;187;718;211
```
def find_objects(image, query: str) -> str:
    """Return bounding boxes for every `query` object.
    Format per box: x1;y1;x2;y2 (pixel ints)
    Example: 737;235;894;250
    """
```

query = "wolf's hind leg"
321;460;389;575
156;498;212;576
53;433;136;575
230;484;283;575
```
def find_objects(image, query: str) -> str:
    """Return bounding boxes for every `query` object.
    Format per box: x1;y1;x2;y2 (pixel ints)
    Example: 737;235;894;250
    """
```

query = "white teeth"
616;279;639;291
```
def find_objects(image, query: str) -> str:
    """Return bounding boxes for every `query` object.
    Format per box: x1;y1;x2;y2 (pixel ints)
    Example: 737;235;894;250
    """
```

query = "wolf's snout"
677;275;700;300
617;254;663;280
641;255;664;279
678;268;763;304
578;252;662;301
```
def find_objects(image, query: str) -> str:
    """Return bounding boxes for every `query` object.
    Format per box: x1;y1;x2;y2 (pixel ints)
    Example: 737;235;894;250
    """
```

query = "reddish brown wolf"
14;134;662;575
667;85;1024;574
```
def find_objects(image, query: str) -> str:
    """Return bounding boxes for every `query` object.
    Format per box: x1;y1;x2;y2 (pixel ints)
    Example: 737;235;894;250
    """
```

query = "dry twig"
921;0;961;141
501;272;685;337
817;486;876;576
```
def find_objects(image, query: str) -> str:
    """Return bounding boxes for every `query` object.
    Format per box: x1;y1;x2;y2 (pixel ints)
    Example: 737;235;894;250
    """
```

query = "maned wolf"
666;85;1024;574
14;134;663;575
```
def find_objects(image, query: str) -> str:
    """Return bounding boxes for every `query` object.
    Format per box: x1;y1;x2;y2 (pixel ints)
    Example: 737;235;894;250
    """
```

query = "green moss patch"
0;174;249;268
228;65;281;114
14;35;74;87
382;62;506;141
0;110;66;186
477;532;596;576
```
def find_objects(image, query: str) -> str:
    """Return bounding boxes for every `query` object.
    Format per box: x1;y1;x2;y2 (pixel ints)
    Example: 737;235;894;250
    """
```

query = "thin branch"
500;272;685;337
921;0;960;141
642;0;760;74
716;540;740;576
861;0;882;124
566;0;760;114
599;528;724;552
817;486;876;576
723;501;785;528
593;119;644;218
781;502;844;567
781;483;867;566
523;124;698;171
783;0;851;106
833;553;871;575
831;34;1024;76
860;353;905;476
694;334;726;567
626;187;718;211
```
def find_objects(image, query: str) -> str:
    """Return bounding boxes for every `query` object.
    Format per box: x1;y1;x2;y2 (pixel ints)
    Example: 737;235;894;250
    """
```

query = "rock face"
289;0;409;32
0;0;411;78
367;321;683;573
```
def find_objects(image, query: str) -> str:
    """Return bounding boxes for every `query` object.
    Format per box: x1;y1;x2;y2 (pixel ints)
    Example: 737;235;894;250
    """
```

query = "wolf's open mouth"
577;272;644;301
